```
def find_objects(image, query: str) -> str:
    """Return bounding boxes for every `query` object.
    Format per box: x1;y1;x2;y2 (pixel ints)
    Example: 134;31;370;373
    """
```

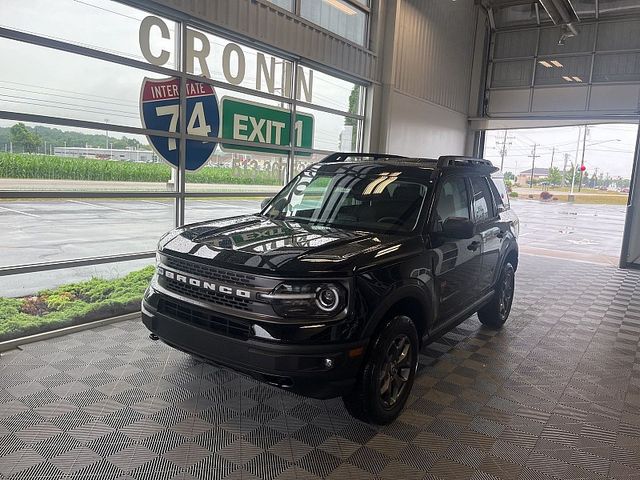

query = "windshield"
263;164;430;233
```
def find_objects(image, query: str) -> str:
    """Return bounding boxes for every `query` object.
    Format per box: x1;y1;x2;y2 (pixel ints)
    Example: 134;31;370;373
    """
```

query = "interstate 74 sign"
140;77;220;171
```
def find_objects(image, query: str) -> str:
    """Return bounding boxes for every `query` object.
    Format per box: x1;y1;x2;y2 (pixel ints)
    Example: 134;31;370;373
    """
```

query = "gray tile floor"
1;254;640;479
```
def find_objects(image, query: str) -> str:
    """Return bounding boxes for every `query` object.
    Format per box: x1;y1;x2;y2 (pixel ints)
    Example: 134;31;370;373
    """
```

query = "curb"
0;312;140;353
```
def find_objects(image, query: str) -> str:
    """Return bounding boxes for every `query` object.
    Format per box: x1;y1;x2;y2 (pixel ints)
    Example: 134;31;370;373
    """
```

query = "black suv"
142;153;519;424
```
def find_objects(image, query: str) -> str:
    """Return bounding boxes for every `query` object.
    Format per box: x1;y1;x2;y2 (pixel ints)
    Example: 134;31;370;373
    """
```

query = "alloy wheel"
499;268;514;318
379;334;413;408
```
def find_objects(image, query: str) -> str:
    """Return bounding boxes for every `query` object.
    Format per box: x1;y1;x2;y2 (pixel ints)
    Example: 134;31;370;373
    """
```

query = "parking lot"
0;197;628;296
513;199;626;265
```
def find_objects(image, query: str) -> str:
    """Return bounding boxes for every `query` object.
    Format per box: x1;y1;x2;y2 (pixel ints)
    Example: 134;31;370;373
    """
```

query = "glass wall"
266;0;369;47
0;0;368;340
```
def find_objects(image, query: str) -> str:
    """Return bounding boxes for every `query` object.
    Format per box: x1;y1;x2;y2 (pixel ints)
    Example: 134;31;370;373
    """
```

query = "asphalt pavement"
0;197;628;297
0;198;262;297
512;198;626;264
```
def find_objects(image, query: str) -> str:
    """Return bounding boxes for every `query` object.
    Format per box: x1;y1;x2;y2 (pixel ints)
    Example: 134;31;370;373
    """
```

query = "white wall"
385;91;468;157
370;0;485;156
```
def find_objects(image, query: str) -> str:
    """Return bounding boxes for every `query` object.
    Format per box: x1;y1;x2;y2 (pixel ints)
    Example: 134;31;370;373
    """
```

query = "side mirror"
441;217;474;239
260;197;273;210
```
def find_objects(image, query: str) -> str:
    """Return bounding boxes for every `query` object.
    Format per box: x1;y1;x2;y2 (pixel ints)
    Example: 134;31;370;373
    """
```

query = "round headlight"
316;285;341;312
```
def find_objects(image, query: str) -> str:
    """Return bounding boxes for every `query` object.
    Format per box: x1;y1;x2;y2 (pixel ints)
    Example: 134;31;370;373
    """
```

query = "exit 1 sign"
220;97;314;155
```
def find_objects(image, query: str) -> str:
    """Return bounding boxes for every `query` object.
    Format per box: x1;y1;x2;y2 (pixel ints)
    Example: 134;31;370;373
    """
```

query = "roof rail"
319;152;406;163
437;156;496;169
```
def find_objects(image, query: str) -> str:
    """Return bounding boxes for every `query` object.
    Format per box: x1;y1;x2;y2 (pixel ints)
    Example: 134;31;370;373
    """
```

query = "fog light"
324;358;334;369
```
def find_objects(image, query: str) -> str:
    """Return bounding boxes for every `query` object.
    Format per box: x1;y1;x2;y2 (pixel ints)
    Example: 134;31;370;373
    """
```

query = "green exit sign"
220;97;314;155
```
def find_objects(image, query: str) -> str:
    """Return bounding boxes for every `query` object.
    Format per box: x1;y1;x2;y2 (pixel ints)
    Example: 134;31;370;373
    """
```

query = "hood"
160;215;411;275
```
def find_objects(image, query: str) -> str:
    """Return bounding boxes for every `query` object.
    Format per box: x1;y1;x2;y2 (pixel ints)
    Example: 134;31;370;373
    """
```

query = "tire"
342;315;419;425
477;262;515;328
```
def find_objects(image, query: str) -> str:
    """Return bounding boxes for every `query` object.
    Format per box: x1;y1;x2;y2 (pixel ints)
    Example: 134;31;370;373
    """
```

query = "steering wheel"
377;217;404;225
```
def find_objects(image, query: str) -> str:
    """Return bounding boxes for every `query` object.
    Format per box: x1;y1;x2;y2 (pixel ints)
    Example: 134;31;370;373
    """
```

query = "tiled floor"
1;254;640;479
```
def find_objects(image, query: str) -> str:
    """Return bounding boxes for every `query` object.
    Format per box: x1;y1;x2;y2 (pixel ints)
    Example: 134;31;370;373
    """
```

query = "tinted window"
489;177;509;208
471;177;495;223
434;177;469;231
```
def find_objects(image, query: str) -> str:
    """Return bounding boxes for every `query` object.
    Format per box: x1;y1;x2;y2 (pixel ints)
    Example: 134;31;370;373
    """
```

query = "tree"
342;85;361;150
503;171;515;182
10;123;41;153
547;167;562;186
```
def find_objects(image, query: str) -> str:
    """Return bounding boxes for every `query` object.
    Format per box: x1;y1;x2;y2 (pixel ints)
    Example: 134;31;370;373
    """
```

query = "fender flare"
361;280;435;342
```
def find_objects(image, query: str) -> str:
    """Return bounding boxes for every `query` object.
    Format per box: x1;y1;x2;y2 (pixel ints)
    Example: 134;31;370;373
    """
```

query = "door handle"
467;241;480;251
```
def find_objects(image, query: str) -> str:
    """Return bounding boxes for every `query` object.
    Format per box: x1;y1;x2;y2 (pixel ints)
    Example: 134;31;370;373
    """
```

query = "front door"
470;175;502;294
430;176;483;323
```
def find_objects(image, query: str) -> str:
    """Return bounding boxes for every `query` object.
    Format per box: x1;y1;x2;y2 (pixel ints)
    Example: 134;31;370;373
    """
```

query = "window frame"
0;0;371;278
428;174;472;233
470;175;499;225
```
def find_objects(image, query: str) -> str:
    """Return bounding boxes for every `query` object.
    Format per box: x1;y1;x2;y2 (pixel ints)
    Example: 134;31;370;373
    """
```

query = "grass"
517;192;628;205
0;266;154;342
0;152;281;185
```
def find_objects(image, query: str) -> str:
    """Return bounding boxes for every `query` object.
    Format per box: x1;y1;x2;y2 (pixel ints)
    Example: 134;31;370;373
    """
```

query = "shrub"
509;191;518;198
0;266;155;342
540;191;553;200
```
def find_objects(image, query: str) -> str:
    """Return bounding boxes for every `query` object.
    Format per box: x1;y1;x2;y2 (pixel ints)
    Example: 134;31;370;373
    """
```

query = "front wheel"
342;315;418;424
477;262;515;328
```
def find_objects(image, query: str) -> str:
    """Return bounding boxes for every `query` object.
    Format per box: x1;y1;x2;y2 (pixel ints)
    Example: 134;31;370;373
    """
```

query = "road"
0;197;627;296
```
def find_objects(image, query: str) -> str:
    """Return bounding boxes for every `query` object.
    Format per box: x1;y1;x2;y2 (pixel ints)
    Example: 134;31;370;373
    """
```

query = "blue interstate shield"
140;77;220;171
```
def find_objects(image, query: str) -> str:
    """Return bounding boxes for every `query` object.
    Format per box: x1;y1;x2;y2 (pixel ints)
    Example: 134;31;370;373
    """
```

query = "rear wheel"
478;262;515;328
342;315;418;424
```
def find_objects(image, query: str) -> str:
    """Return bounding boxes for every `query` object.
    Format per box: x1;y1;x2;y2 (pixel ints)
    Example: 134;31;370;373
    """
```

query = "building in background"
53;146;157;162
517;167;549;186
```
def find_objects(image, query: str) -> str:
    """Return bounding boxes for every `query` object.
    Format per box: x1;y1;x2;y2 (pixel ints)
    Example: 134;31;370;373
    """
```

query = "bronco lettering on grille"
158;267;251;299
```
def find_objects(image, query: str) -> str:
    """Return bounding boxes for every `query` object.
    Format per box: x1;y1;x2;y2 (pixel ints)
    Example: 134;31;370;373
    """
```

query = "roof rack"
319;152;406;163
437;156;496;169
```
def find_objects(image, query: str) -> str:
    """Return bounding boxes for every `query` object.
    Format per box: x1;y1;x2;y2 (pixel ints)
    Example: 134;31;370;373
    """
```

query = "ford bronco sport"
142;153;519;424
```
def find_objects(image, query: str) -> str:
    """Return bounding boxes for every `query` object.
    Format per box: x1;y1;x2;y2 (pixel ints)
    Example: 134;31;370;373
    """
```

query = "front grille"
159;276;251;311
164;256;256;288
158;299;251;340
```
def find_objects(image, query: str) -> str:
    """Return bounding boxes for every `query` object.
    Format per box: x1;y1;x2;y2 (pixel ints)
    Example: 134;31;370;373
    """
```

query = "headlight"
316;285;341;312
261;282;347;318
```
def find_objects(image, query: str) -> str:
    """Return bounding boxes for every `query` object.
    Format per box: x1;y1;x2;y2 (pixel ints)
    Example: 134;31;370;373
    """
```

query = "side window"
434;177;470;231
470;176;496;223
488;178;508;209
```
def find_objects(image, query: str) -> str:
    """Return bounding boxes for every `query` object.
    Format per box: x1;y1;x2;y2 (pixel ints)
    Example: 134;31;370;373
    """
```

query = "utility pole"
578;125;589;192
496;130;513;172
561;153;570;187
550;146;556;170
569;126;583;201
528;144;538;189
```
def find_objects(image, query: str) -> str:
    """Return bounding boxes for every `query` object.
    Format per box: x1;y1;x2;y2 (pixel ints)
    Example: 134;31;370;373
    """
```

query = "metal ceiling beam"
475;0;534;8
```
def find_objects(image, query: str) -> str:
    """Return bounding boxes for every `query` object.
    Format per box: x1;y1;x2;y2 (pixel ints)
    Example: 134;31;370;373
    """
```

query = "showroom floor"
1;255;640;480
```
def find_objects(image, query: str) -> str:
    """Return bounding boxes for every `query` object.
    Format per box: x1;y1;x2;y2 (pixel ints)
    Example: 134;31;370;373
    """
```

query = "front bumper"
141;300;368;399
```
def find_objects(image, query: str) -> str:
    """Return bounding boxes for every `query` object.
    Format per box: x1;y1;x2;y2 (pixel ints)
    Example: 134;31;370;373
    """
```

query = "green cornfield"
0;152;282;185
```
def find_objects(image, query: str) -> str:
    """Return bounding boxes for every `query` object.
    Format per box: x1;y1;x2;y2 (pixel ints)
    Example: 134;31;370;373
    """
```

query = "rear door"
430;175;483;322
470;176;502;294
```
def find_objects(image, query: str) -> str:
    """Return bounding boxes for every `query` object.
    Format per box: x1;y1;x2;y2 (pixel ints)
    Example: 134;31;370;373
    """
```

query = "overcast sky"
484;124;638;179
